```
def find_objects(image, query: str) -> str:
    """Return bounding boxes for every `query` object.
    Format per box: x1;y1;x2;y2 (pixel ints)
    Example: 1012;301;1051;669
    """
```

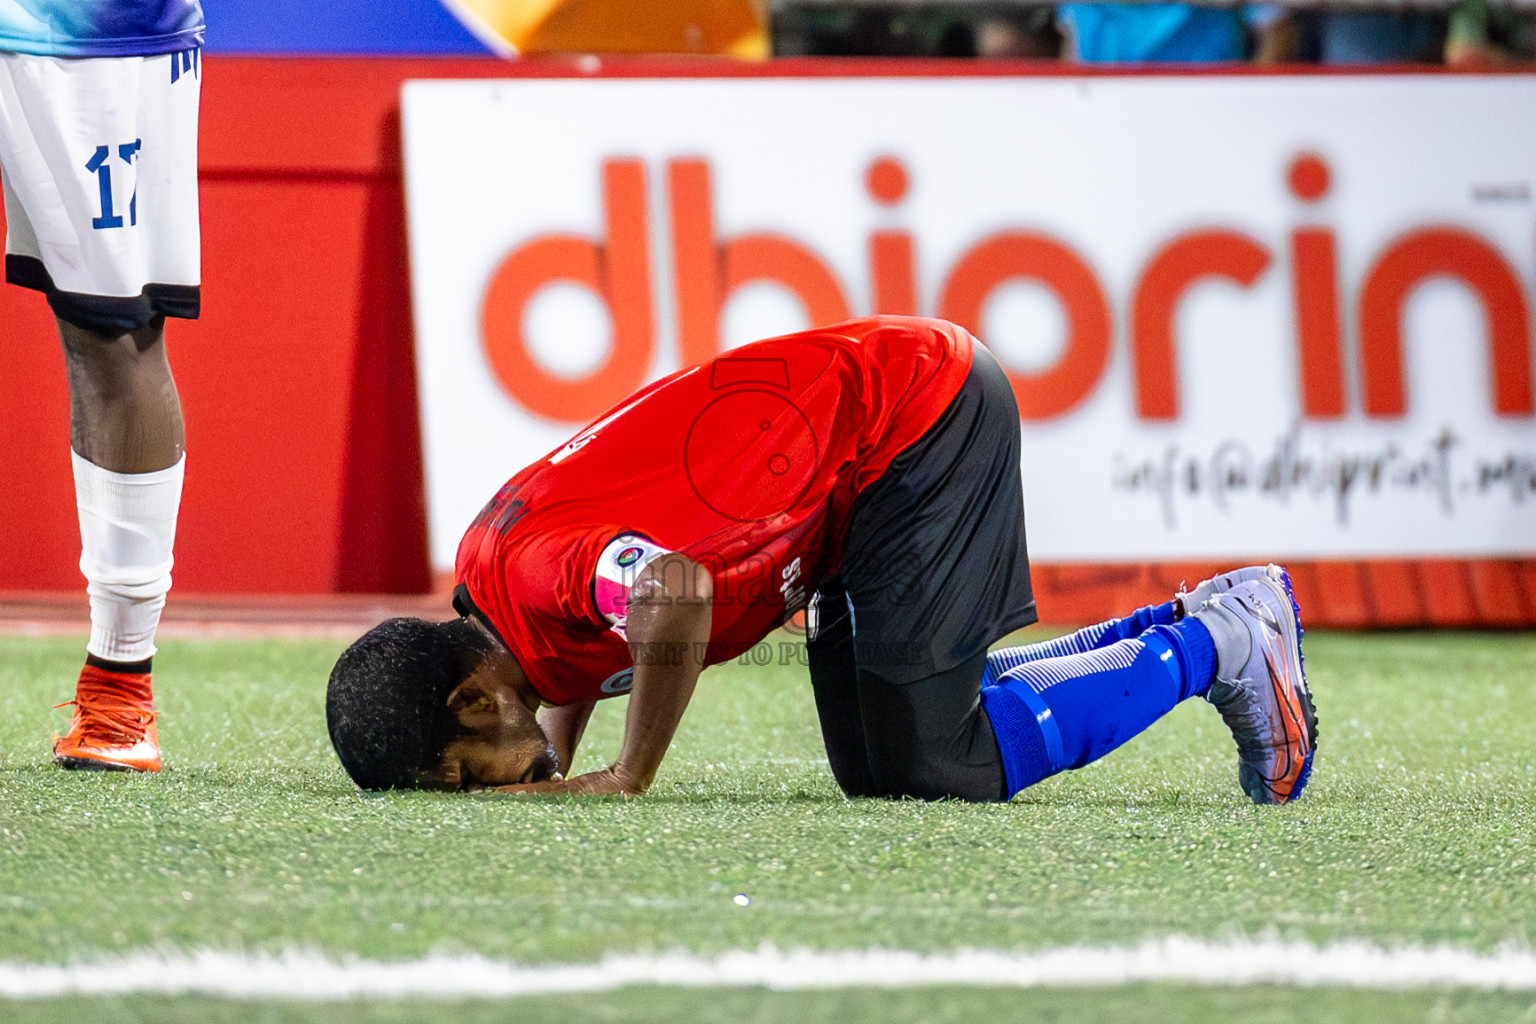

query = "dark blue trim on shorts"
6;255;199;333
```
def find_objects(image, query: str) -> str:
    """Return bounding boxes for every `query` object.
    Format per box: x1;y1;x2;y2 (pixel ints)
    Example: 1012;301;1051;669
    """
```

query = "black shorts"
837;341;1036;680
807;342;1035;801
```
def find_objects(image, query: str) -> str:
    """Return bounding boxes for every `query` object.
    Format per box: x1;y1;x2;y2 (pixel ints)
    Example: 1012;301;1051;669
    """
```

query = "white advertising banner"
402;75;1536;570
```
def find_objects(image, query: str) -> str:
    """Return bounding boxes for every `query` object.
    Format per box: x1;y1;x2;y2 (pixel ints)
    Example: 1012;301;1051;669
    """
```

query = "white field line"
3;939;1536;1000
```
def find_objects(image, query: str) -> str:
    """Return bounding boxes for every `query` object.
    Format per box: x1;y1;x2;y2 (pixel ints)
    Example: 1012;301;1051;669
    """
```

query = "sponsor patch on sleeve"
593;533;672;634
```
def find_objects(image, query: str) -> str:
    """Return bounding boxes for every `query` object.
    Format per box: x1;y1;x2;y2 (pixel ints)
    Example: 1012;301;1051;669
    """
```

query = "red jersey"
455;315;976;705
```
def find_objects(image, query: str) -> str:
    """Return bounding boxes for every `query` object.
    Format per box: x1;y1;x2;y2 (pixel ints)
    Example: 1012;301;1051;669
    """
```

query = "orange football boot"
53;662;162;772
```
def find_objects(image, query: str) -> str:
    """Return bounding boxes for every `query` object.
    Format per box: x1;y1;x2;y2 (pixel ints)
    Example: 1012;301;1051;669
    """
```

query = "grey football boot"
1192;572;1318;805
1175;564;1280;619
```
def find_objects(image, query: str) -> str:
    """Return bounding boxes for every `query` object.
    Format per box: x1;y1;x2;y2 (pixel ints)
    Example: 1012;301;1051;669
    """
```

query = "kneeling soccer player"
326;315;1317;804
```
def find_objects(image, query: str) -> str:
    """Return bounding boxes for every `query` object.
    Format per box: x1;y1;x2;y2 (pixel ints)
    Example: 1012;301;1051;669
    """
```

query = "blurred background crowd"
771;1;1533;66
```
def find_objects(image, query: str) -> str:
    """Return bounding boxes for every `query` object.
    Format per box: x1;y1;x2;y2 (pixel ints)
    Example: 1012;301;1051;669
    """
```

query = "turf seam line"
4;939;1536;999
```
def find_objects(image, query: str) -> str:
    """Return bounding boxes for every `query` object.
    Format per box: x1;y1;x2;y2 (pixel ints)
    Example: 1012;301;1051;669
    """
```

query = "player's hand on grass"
490;765;640;797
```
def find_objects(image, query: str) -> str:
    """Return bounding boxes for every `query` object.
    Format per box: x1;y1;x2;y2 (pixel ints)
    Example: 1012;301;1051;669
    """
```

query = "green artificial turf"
3;986;1536;1024
1;627;1534;1020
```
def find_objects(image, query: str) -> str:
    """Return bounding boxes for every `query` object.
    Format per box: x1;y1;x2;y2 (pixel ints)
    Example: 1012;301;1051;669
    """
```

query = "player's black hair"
326;616;495;790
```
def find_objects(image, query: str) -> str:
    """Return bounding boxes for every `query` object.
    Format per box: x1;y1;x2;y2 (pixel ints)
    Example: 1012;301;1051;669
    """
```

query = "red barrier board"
0;57;1530;628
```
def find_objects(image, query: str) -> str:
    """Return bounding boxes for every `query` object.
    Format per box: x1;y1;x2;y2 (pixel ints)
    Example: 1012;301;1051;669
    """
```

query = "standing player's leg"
0;50;201;771
53;316;185;771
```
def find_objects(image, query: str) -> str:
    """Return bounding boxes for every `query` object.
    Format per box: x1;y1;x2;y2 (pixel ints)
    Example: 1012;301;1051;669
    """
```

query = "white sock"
73;450;184;665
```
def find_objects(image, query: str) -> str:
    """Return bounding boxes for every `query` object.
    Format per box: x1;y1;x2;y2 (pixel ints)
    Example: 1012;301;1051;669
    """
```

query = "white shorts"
0;49;200;332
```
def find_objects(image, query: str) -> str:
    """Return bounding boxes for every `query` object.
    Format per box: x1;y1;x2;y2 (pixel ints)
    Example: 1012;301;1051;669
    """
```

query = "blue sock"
981;601;1179;687
980;615;1216;798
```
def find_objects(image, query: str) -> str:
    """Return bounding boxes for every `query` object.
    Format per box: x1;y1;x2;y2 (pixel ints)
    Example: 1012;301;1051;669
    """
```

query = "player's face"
418;663;558;791
430;727;558;791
